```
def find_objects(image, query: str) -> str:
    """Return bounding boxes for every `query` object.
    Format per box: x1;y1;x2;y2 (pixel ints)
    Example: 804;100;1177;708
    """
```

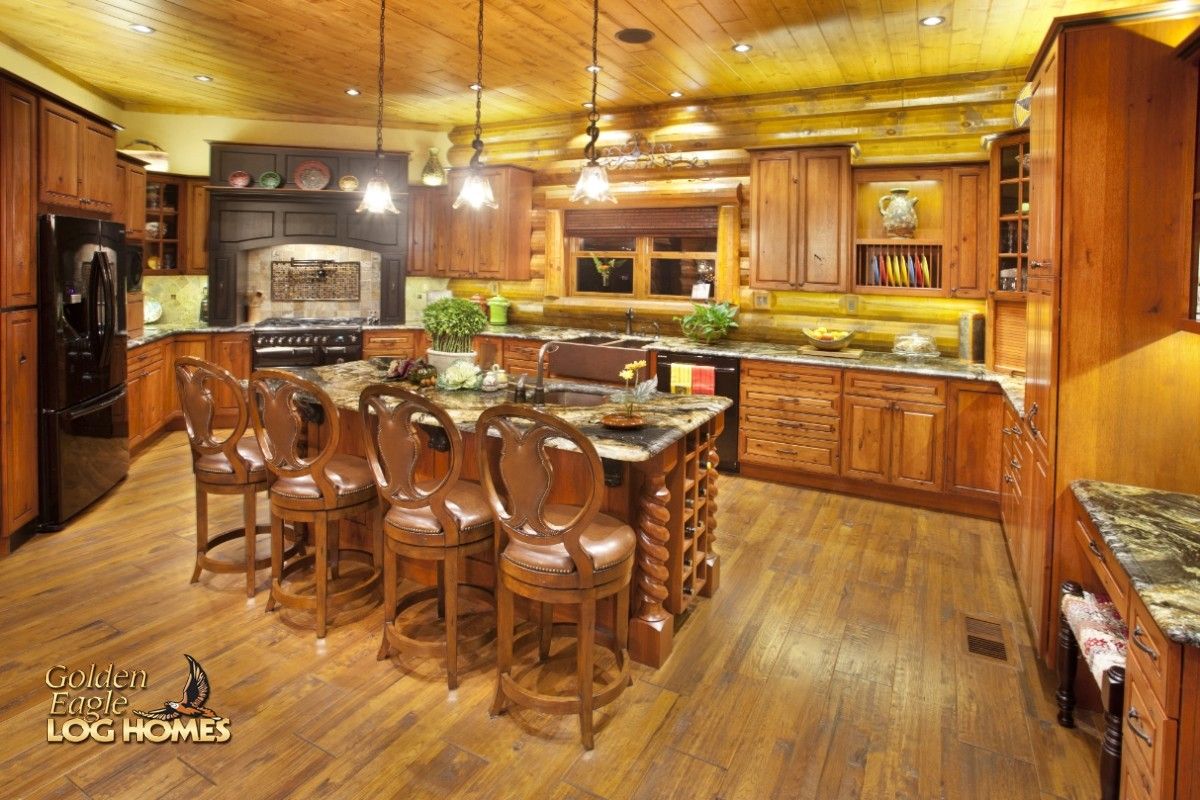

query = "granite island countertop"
283;359;732;463
127;322;253;348
1071;480;1200;647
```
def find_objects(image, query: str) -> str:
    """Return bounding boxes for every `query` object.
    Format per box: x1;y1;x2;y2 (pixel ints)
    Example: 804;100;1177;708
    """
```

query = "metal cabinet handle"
1087;539;1104;560
1030;259;1052;270
1131;625;1159;661
18;354;27;365
1026;403;1040;437
775;448;798;456
1127;708;1154;746
1009;458;1021;470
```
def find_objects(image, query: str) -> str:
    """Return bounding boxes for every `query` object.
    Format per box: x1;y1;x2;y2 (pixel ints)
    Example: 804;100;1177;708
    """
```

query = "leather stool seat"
384;481;493;547
194;435;267;478
500;505;635;589
271;455;376;504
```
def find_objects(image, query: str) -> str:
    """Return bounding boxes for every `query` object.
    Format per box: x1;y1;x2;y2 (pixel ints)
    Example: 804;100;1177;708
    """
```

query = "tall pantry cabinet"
0;77;39;553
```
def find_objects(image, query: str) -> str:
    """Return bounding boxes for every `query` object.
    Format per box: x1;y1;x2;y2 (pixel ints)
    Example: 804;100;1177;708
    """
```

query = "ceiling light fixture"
468;82;482;91
453;0;497;210
571;0;615;204
582;101;594;109
421;147;446;186
732;42;752;53
615;27;654;44
357;0;399;214
586;64;602;73
193;75;213;82
129;24;155;34
920;15;945;26
345;87;361;96
669;90;683;98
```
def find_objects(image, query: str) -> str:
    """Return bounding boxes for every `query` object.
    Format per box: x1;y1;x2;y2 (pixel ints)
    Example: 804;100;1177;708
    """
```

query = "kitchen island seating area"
179;356;697;748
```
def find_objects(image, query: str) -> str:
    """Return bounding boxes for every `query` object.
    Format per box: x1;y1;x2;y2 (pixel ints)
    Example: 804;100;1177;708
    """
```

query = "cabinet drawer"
741;361;842;396
362;331;418;357
1070;510;1131;621
741;433;838;474
128;343;165;372
843;371;946;404
1124;660;1178;797
742;388;841;418
1123;756;1156;800
1128;597;1182;716
742;410;839;442
503;339;544;360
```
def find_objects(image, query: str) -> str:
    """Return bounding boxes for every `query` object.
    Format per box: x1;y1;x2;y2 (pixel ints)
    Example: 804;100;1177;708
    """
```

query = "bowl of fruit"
802;326;856;351
385;358;438;388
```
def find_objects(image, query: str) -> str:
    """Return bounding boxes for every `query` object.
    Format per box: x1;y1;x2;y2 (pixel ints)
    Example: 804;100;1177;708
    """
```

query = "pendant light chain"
375;0;386;160
584;0;600;163
469;0;485;168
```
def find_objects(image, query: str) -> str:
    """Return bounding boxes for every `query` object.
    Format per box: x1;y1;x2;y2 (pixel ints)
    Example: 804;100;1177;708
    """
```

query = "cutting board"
798;345;864;359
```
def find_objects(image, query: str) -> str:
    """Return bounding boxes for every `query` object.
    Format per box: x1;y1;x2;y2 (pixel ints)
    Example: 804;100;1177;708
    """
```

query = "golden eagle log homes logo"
46;654;231;743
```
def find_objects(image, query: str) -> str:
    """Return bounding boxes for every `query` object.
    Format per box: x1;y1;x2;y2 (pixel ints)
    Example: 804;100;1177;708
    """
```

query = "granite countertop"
286;359;731;463
127;319;1027;413
128;322;252;348
1071;480;1200;647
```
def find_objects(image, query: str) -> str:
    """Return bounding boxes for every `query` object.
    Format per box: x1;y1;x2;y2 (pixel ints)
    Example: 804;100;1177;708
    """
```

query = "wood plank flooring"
0;433;1100;799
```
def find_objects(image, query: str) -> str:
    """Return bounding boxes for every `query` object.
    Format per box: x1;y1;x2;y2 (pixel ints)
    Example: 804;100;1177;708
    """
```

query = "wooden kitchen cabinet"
1;309;39;543
1;79;37;309
184;178;208;274
840;394;891;482
890;401;945;490
946;381;1004;500
408;185;448;277
114;155;148;240
748;146;852;291
38;99;116;213
363;330;420;360
211;333;250;415
739;361;843;475
127;341;171;449
948;165;989;298
840;373;946;489
446;166;533;280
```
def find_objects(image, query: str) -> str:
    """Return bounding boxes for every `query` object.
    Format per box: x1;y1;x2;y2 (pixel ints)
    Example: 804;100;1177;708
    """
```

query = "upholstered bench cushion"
1062;590;1127;686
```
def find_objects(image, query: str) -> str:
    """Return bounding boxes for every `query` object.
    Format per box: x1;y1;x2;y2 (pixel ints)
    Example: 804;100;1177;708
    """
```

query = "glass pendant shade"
357;175;399;214
420;147;445;186
571;162;616;203
453;171;498;209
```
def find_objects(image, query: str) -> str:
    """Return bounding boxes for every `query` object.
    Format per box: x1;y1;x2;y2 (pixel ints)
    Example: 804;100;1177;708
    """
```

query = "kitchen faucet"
532;341;560;405
625;307;635;335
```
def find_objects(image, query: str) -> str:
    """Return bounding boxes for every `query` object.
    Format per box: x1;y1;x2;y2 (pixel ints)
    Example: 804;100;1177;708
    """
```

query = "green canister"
487;294;511;326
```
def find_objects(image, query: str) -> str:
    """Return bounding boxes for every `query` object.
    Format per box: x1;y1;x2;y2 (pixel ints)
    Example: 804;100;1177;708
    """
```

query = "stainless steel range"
251;318;364;369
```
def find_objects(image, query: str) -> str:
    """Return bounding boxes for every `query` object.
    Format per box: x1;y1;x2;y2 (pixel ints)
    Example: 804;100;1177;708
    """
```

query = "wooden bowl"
802;330;856;351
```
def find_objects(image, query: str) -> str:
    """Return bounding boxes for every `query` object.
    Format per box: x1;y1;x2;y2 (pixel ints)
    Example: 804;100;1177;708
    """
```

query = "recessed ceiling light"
669;90;684;98
469;82;482;91
586;63;602;73
732;42;752;53
345;87;361;96
615;27;654;44
582;101;594;109
193;75;213;82
129;23;155;34
920;15;945;26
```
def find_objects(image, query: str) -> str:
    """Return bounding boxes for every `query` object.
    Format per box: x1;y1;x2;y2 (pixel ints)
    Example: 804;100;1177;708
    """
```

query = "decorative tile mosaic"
246;245;380;319
270;260;361;302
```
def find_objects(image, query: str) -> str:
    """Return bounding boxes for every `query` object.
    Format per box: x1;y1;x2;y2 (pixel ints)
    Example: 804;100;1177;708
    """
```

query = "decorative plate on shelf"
227;170;251;188
258;171;283;189
338;175;359;191
144;297;163;324
293;160;331;190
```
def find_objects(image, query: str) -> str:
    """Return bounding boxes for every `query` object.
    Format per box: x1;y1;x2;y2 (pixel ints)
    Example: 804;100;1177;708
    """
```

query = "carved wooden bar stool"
1056;580;1128;800
476;404;635;750
360;384;495;689
249;369;382;639
175;356;278;597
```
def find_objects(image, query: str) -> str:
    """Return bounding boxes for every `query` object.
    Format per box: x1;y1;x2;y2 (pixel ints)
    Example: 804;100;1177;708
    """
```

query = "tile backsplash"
248;245;380;319
141;275;208;324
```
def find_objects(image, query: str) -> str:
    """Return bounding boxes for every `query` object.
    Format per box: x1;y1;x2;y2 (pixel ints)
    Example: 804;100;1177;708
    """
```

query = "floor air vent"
964;616;1009;662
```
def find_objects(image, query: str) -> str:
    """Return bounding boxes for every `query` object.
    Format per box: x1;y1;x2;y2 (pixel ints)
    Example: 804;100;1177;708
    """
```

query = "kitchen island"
285;359;732;667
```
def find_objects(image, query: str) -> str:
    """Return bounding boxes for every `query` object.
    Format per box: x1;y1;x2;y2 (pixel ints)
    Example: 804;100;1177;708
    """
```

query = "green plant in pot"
422;298;487;374
677;301;739;344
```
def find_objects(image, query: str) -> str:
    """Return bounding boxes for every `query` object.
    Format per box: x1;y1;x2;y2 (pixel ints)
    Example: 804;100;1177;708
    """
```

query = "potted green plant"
677;301;739;344
422;298;487;373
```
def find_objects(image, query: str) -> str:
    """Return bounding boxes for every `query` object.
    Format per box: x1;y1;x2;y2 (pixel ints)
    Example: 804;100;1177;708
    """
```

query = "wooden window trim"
568;235;718;300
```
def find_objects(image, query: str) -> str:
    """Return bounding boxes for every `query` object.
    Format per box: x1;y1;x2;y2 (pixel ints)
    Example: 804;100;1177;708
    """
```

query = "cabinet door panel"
407;186;432;276
2;310;39;534
39;101;81;206
446;172;475;277
841;395;891;483
127;372;145;447
212;334;250;414
1029;44;1059;277
125;165;147;239
474;201;505;278
169;336;209;415
949;166;988;298
185;179;208;274
81;122;116;212
2;81;37;307
947;382;1003;498
143;362;168;432
890;401;945;490
799;151;849;291
749;152;797;289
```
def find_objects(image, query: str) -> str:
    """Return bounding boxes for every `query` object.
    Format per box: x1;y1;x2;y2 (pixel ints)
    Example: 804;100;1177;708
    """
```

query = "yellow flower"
618;368;634;381
624;360;647;371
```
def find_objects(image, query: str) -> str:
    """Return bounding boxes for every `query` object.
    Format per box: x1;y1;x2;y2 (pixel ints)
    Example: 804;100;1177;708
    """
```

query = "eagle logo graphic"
133;654;223;721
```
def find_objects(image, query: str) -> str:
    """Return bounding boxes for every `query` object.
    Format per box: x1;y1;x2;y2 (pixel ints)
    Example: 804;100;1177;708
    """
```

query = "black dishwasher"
655;351;739;473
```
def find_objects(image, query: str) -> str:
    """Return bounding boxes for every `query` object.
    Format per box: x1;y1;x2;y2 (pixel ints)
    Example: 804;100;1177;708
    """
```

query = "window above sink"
569;231;718;300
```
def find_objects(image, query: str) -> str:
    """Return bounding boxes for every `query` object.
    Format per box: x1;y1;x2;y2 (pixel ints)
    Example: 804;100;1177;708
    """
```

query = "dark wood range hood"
205;143;410;326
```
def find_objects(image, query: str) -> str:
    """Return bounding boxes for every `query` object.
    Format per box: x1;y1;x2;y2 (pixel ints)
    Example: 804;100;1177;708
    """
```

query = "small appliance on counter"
958;312;985;362
655;351;739;473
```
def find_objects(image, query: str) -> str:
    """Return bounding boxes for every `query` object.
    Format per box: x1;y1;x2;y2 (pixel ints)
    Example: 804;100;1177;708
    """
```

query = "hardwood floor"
0;433;1098;799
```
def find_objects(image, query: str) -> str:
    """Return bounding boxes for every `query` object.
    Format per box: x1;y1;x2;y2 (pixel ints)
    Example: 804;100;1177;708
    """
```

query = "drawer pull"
1131;625;1159;661
775;448;798;456
1009;458;1021;470
1126;707;1154;746
1087;539;1104;561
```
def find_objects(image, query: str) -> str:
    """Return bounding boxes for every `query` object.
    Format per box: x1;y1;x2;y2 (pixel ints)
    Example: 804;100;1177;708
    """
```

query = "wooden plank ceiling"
0;0;1131;126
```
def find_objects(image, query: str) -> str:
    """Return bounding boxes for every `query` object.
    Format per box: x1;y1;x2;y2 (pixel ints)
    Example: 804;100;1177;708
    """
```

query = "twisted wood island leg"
629;450;676;667
702;434;720;597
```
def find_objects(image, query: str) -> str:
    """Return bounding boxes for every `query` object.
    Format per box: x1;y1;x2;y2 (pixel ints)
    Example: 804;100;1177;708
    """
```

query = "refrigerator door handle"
61;386;126;422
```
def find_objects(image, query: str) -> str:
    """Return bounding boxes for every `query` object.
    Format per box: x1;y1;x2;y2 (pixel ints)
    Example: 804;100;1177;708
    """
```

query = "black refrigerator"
38;215;130;529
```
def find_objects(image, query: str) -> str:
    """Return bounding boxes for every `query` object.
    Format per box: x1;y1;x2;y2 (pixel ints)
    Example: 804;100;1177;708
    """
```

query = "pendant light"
453;0;497;210
357;0;399;214
420;147;446;186
571;0;615;204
